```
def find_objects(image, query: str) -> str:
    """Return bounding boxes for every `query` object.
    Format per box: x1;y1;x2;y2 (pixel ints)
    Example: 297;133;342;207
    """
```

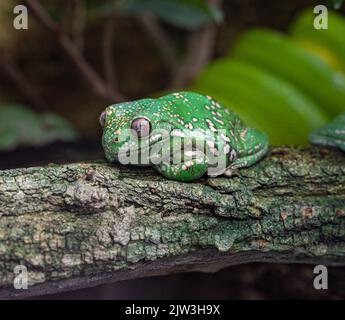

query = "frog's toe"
230;128;269;170
244;128;269;155
155;158;208;182
223;169;233;177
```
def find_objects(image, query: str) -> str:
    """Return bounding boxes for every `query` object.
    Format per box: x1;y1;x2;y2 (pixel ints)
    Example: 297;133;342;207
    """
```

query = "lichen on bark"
0;146;344;298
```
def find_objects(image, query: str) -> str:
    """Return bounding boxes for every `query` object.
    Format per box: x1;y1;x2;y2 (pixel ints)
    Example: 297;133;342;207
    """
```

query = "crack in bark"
0;146;344;299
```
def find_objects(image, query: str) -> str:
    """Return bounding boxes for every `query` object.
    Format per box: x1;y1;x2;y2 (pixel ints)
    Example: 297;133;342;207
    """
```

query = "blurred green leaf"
116;0;223;30
41;113;79;145
290;9;345;72
0;105;78;151
0;128;17;151
191;59;329;145
189;24;345;145
232;28;345;117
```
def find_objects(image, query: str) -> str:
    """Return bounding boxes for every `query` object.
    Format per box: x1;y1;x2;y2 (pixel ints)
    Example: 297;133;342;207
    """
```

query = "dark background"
0;0;344;299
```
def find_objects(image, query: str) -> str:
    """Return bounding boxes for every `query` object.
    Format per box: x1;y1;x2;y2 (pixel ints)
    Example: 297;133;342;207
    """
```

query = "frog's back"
157;91;240;132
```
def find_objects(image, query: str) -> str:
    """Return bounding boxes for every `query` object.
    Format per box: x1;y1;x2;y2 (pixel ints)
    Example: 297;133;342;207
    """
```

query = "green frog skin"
309;113;345;152
100;91;269;182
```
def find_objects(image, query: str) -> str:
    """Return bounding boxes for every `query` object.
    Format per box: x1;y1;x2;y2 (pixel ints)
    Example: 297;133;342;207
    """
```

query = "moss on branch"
0;146;344;298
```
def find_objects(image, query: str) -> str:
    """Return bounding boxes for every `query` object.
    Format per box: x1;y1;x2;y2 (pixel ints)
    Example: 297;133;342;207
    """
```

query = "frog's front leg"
309;113;345;152
155;156;208;182
226;127;269;174
153;137;208;181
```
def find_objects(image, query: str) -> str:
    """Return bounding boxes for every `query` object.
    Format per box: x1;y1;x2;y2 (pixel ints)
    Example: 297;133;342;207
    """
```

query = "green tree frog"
309;113;345;152
100;91;269;181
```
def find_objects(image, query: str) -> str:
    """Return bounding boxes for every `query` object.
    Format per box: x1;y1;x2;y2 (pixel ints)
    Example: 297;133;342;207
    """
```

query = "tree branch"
171;25;217;87
137;13;178;71
0;146;344;299
24;0;123;102
1;55;47;112
171;0;222;87
72;0;86;51
103;17;126;102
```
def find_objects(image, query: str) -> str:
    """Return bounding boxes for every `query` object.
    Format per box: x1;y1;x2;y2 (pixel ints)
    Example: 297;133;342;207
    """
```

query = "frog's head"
100;98;168;163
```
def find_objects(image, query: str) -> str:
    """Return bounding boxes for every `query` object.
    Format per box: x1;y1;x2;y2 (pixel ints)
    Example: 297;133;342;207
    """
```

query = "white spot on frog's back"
213;117;224;125
177;118;185;125
206;119;214;127
240;128;247;140
172;93;184;99
183;123;194;131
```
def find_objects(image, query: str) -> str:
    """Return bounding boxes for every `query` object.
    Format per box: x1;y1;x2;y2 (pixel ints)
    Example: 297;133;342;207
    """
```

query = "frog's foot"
228;128;269;171
309;113;345;152
310;132;345;152
155;156;208;182
224;168;237;177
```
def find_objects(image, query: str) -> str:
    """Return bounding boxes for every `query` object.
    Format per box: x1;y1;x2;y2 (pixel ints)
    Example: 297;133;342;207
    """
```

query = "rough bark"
0;146;344;299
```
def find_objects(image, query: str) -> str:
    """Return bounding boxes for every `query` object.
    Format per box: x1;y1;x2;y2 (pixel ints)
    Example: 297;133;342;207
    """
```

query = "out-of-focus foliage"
192;59;328;145
232;29;345;117
115;0;223;30
191;9;345;145
43;0;223;29
331;0;344;9
291;9;345;72
0;105;78;151
1;1;344;148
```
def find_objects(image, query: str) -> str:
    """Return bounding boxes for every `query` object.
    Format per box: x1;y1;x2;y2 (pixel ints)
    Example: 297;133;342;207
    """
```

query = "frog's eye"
131;117;151;138
99;111;106;127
